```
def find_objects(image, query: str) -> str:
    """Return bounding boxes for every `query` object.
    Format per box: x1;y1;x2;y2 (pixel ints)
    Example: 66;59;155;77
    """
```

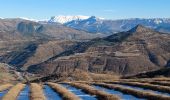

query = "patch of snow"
19;17;39;22
154;19;163;24
48;15;90;24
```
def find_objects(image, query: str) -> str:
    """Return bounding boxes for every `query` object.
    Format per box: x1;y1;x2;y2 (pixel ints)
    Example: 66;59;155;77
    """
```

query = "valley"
0;0;170;99
0;16;170;100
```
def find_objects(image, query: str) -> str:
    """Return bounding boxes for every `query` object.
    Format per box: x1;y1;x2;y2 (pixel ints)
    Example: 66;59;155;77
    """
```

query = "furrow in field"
30;83;46;100
0;84;13;99
147;81;170;87
61;83;97;100
43;85;62;100
2;83;25;100
109;81;170;94
47;82;81;100
17;85;30;100
0;84;13;92
114;83;170;96
93;83;170;100
92;85;144;100
66;82;120;100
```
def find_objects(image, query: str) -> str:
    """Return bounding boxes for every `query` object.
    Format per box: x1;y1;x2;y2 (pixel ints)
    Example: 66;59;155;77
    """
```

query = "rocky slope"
0;40;78;70
0;18;104;71
26;25;170;76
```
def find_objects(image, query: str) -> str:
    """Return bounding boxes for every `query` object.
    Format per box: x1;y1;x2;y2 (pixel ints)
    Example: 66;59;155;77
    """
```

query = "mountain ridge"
1;16;170;35
0;17;170;78
25;25;170;76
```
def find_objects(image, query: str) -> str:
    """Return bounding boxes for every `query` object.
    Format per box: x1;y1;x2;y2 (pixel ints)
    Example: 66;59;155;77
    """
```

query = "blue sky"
0;0;169;20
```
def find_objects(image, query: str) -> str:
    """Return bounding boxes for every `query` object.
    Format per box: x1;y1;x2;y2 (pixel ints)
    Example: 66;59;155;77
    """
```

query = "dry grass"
119;77;170;82
153;78;170;82
127;77;170;82
30;83;46;100
0;64;20;84
67;82;120;100
149;81;170;87
0;84;13;92
90;73;120;81
47;82;80;100
119;79;170;87
2;83;25;100
93;78;148;83
112;81;170;94
65;69;120;82
151;77;170;81
119;79;150;82
94;83;170;100
68;69;93;81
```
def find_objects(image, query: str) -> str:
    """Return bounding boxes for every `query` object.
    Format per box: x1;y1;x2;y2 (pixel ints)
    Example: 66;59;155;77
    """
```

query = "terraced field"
1;78;170;100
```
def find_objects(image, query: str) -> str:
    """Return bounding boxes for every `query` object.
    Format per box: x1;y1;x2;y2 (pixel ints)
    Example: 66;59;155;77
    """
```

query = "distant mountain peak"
48;15;90;24
129;24;153;33
88;16;104;20
88;16;98;20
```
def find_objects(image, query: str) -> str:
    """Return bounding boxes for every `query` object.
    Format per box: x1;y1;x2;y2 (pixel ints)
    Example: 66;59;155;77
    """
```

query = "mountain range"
0;18;103;41
1;16;170;36
31;15;170;34
0;16;170;81
65;17;170;34
48;15;90;24
24;25;170;77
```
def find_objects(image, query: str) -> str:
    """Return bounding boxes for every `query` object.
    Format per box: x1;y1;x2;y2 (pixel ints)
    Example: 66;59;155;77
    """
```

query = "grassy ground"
2;83;25;100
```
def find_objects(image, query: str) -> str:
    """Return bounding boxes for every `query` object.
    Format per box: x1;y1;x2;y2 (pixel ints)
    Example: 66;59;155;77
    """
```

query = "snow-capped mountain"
65;16;106;33
1;15;170;35
48;15;90;24
65;17;170;34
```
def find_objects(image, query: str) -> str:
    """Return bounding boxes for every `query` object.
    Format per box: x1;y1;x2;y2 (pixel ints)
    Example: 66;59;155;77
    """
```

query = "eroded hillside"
26;25;170;76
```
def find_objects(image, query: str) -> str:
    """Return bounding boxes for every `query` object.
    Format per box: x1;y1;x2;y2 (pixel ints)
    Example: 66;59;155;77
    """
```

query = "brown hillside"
27;25;170;76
